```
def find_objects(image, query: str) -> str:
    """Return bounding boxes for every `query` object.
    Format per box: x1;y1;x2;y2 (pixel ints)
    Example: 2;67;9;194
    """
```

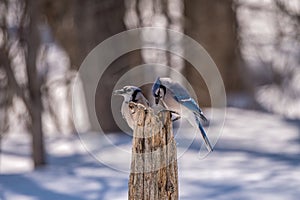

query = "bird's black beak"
155;97;159;104
113;88;125;95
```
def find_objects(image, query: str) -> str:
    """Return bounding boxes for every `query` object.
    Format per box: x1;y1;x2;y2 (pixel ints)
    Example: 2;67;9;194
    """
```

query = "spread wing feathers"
194;114;213;152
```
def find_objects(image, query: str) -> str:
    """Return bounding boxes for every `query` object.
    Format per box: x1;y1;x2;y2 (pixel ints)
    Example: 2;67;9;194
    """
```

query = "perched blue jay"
152;77;213;152
113;86;149;130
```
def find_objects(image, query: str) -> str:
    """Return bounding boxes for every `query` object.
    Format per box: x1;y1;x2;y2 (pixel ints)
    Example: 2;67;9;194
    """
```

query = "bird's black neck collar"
131;90;140;103
155;85;166;98
160;85;166;96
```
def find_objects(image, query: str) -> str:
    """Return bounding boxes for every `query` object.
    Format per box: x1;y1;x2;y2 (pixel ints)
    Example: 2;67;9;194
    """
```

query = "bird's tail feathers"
195;114;213;152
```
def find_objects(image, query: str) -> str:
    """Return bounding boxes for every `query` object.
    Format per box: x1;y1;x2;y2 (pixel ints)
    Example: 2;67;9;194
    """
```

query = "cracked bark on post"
128;102;178;200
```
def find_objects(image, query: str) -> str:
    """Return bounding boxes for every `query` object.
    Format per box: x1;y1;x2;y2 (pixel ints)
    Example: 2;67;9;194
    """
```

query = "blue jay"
113;86;149;130
152;77;213;152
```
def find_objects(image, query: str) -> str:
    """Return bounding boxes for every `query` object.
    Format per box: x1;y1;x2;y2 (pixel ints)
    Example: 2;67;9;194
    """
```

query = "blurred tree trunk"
184;0;247;106
44;0;140;132
1;0;46;167
25;0;46;167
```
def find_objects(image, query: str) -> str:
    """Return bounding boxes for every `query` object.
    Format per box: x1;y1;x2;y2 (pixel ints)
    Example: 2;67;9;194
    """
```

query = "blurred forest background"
0;0;299;169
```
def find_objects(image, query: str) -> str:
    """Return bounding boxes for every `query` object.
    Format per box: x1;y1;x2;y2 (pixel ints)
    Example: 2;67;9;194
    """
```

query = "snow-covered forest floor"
0;108;299;200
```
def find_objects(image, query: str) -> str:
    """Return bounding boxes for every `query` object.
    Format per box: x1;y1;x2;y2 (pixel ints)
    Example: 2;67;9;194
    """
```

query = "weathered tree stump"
128;102;178;200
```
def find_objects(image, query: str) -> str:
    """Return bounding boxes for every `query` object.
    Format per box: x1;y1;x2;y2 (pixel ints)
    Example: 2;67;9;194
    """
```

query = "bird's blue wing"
175;96;207;121
163;78;202;112
176;96;200;112
160;77;207;121
174;96;203;115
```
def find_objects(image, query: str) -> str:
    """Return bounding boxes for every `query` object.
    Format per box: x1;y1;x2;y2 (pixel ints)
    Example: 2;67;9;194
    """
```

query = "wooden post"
128;102;178;200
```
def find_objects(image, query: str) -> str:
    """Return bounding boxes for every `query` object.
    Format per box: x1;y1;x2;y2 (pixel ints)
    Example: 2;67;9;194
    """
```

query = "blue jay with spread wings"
152;77;213;152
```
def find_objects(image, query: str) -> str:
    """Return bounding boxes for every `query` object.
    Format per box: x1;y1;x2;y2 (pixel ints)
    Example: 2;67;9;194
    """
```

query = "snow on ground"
0;108;300;200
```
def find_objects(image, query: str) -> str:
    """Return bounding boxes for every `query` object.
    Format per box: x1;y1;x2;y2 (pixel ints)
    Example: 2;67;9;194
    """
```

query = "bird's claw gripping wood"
129;102;147;115
158;109;181;122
